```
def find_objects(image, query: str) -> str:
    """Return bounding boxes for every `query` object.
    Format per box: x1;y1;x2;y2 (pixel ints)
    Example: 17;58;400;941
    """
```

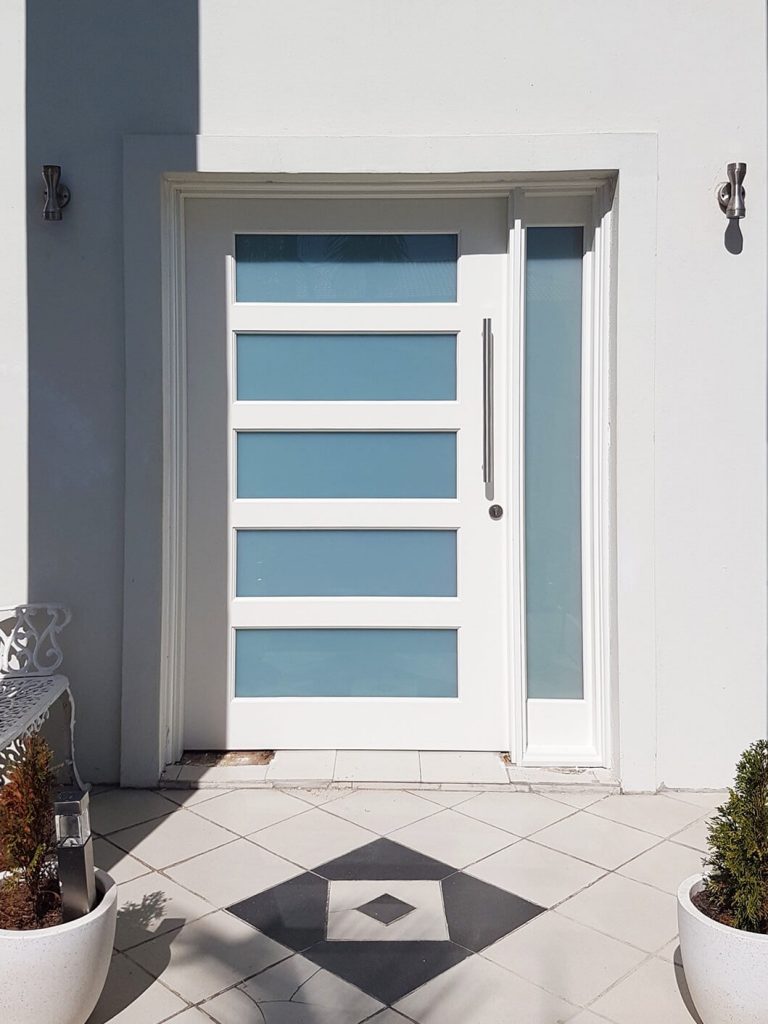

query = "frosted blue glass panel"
237;432;456;498
236;334;456;401
525;227;584;700
237;530;456;596
235;629;458;697
235;234;457;303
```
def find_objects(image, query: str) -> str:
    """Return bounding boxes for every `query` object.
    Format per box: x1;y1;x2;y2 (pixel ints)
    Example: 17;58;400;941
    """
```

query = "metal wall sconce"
42;164;71;221
717;162;746;220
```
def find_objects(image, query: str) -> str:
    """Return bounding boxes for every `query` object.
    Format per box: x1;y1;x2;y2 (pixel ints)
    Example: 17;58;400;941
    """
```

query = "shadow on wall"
26;1;199;781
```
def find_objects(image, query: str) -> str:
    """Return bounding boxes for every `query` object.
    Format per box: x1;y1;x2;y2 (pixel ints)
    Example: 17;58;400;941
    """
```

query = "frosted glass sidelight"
237;431;457;499
235;629;458;697
236;333;456;401
236;530;457;596
525;227;585;700
235;234;457;302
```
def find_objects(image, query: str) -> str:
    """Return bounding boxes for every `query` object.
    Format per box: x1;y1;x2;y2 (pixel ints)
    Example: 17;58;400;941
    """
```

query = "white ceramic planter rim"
0;867;116;936
678;873;768;942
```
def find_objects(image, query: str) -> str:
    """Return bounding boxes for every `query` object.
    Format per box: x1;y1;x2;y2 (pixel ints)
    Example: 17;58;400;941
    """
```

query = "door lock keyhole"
489;504;504;520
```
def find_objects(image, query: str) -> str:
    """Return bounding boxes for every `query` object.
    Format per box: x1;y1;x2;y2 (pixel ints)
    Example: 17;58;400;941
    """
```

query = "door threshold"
159;749;619;793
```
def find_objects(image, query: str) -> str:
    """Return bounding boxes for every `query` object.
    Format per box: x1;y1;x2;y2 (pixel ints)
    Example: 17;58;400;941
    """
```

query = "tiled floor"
87;781;722;1024
160;750;617;790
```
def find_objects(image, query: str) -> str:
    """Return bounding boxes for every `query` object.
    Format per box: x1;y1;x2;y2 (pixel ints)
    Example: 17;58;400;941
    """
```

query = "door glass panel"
237;431;457;499
235;629;458;697
237;333;456;401
525;226;584;699
235;234;457;303
237;529;457;597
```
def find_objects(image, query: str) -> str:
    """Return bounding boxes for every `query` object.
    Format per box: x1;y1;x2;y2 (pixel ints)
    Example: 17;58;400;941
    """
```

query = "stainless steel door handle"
482;317;494;496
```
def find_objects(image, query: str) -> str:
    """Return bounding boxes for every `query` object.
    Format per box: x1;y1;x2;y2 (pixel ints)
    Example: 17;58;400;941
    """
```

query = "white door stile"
183;196;510;751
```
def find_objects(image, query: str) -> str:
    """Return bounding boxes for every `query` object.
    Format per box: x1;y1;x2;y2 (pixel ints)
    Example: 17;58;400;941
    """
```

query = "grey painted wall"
25;1;198;779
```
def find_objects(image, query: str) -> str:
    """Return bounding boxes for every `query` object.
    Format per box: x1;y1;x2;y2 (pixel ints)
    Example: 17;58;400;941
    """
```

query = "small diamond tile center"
356;892;416;926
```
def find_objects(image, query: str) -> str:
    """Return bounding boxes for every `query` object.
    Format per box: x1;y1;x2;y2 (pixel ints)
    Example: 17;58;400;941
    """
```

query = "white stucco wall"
2;0;766;787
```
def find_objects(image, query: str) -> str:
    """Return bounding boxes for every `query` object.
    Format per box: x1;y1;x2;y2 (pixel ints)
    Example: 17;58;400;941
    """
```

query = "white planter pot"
0;869;117;1024
678;873;768;1024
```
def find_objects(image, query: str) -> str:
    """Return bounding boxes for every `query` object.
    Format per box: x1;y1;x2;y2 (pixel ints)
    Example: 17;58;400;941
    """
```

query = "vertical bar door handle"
483;317;494;494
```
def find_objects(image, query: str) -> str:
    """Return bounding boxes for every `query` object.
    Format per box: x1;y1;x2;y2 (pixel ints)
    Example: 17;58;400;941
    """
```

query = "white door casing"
175;185;612;764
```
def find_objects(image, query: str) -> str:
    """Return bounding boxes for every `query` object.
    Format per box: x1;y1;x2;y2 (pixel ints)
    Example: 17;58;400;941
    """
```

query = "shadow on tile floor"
89;904;184;1024
672;945;704;1024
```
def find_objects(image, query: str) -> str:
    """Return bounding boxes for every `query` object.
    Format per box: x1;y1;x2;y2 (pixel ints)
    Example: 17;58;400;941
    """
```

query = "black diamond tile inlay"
228;871;327;951
356;892;416;926
442;871;545;951
226;834;547;1006
305;940;471;1005
315;837;454;880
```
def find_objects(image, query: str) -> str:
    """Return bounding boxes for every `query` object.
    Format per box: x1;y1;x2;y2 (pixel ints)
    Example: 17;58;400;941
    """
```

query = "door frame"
157;176;615;770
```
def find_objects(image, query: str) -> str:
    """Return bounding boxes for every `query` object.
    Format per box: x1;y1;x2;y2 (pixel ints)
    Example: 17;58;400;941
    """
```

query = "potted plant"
0;733;117;1024
677;739;768;1024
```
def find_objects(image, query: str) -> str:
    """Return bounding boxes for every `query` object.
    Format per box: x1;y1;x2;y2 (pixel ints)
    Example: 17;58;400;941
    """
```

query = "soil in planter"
691;888;768;934
0;875;62;930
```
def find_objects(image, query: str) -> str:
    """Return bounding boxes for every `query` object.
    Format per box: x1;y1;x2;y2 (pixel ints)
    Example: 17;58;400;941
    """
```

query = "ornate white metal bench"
0;605;83;787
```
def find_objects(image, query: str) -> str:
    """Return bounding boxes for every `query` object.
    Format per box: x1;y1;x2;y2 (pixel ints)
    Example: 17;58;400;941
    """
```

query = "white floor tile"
87;954;189;1024
395;954;578;1024
323;789;439;834
557;873;678;952
457;791;574;836
410;789;475;808
420;751;508;784
91;790;177;836
160;788;233;808
127;910;290;1003
466;838;605;907
390;808;517;868
165;837;300;907
664;790;727;811
109;810;235;869
586;795;704;837
168;1009;212;1023
267;750;337;781
589;956;700;1024
200;987;270;1023
547;791;610;810
618;840;704;895
94;838;151;884
534;812;659;869
367;1012;413;1023
656;938;682;962
567;1012;616;1024
114;872;214;951
204;955;383;1024
334;750;421;782
484;910;646;1006
251;807;375;868
670;818;711;853
192;788;309;835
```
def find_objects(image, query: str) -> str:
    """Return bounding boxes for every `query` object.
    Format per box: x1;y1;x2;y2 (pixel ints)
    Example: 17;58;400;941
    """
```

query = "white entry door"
182;197;510;750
